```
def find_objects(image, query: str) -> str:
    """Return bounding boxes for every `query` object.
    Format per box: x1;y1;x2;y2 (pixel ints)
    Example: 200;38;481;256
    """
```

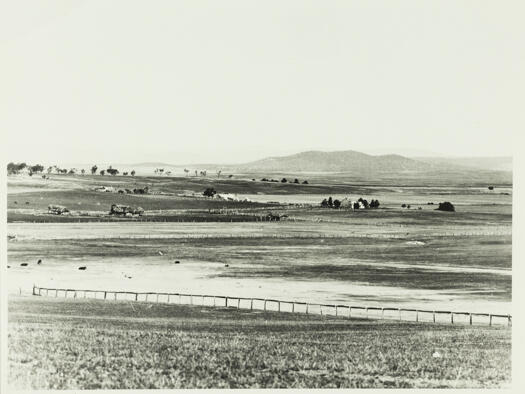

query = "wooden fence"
31;285;511;327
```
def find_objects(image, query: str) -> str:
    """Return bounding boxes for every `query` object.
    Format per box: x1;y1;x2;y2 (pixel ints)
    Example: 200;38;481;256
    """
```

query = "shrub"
281;178;287;183
333;199;341;209
302;180;308;184
437;201;455;212
203;188;217;198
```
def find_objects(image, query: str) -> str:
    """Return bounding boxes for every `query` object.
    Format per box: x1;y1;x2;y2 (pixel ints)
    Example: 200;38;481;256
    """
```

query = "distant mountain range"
233;150;431;173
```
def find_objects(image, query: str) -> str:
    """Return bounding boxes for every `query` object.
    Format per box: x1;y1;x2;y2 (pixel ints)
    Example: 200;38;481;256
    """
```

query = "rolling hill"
234;150;433;173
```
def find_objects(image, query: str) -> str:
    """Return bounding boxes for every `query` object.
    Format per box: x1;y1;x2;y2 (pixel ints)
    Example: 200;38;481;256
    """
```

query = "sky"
1;1;523;165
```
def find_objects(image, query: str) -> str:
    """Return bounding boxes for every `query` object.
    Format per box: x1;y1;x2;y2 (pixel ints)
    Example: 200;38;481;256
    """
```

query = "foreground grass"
8;296;511;389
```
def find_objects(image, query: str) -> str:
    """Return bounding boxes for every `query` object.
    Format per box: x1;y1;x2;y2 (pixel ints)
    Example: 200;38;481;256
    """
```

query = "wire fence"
32;285;511;327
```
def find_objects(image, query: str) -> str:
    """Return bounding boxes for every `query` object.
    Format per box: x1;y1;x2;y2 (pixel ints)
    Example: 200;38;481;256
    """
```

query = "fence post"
202;295;205;306
320;305;323;317
399;308;401;321
348;307;351;319
264;300;267;311
469;313;472;325
278;301;280;312
226;297;228;307
451;313;454;324
306;303;309;315
335;306;338;317
179;294;181;304
32;285;36;295
167;294;170;303
83;290;86;298
114;292;117;301
55;289;58;298
489;314;492;326
250;299;254;310
381;308;384;320
135;293;138;301
508;315;512;327
146;294;148;302
74;291;77;299
366;307;368;319
237;298;240;309
292;303;295;313
190;295;193;305
213;296;216;307
416;310;419;322
433;311;436;323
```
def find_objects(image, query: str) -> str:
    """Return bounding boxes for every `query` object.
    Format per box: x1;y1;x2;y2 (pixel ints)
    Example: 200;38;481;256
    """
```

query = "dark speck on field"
20;263;28;266
174;260;180;264
37;259;42;264
78;266;87;270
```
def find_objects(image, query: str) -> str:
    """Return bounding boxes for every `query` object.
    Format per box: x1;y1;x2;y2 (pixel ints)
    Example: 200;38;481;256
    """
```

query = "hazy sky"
1;1;523;165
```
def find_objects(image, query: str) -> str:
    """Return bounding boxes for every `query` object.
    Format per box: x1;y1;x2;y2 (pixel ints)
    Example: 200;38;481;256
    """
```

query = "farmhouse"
109;204;144;217
48;205;70;215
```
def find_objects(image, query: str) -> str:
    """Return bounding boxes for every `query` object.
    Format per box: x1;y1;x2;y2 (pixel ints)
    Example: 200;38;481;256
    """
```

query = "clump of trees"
321;196;379;209
203;187;217;197
260;177;309;184
7;162;27;174
437;201;455;212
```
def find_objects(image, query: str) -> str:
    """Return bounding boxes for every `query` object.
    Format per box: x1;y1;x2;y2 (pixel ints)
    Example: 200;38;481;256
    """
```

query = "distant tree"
294;178;299;184
488;186;494;190
407;204;411;209
281;178;287;183
333;199;341;209
123;172;128;176
106;168;119;176
228;175;233;178
131;170;136;176
437;201;455;212
81;169;85;175
369;199;380;208
302;180;308;184
217;170;222;178
30;164;44;173
7;162;27;175
327;197;333;207
353;202;360;209
203;187;217;197
184;168;190;177
100;170;105;176
195;170;198;176
47;166;53;174
401;204;406;208
321;198;329;207
91;165;98;175
68;169;76;174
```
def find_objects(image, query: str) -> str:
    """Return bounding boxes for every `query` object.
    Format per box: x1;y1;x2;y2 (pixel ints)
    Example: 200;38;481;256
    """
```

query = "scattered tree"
281;178;287;183
106;168;119;176
488;186;494;190
91;165;98;175
81;169;85;175
184;168;190;176
294;178;299;184
353;202;360;209
327;197;333;207
333;199;341;209
30;164;44;173
100;170;105;176
131;170;136;176
123;172;128;176
321;198;329;207
7;162;27;175
302;180;309;184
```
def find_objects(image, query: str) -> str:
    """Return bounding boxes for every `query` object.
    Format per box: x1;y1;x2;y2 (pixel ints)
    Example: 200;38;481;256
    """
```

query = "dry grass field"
8;296;511;389
6;170;512;388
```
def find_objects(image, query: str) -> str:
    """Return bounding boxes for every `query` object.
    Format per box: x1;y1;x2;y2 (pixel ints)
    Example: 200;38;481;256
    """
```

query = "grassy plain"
8;296;511;389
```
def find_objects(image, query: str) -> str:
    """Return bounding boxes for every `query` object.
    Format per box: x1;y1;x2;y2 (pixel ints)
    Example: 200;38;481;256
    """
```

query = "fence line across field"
32;285;511;327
